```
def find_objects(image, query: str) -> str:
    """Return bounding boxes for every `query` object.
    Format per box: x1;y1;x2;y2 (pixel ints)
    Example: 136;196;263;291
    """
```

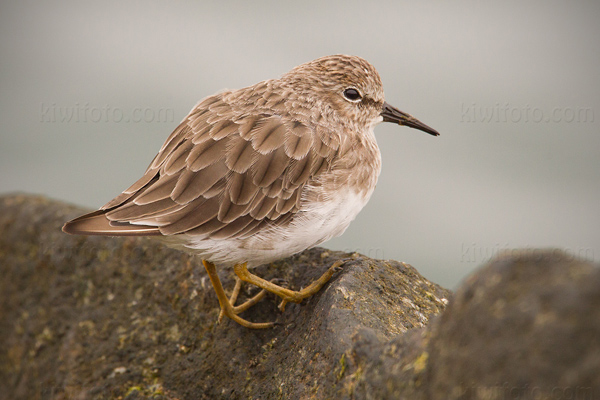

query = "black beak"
381;101;439;136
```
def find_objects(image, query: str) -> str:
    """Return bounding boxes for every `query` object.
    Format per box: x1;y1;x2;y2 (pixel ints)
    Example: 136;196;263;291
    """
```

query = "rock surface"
0;194;449;399
1;194;598;399
425;249;600;400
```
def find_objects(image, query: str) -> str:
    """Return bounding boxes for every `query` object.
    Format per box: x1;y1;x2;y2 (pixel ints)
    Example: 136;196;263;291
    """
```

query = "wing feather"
228;172;258;205
171;161;230;204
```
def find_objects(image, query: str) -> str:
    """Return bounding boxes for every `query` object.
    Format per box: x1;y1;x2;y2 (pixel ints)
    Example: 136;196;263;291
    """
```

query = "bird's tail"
62;210;161;236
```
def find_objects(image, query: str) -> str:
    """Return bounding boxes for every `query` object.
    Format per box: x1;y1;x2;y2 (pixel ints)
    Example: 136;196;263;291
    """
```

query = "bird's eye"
342;88;362;102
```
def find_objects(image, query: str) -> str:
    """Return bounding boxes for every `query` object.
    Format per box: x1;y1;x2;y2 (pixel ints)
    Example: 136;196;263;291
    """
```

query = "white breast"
181;187;373;268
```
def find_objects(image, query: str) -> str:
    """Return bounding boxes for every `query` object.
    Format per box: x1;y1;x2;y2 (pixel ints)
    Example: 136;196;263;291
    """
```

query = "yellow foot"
202;259;345;329
234;259;345;312
202;260;273;329
217;276;267;324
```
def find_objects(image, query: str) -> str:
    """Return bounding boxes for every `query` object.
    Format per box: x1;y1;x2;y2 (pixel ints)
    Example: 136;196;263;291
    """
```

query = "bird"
63;55;439;329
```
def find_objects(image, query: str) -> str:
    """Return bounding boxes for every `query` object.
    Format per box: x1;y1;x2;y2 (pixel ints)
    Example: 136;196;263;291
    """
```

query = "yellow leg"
234;260;344;311
202;260;273;329
217;277;267;323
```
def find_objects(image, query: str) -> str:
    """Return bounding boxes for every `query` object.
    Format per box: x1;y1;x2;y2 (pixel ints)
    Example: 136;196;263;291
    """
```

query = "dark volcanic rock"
0;194;449;399
2;194;598;399
425;249;600;400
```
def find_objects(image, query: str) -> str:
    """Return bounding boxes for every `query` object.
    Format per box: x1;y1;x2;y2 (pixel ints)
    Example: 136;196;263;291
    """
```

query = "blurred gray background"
1;1;599;289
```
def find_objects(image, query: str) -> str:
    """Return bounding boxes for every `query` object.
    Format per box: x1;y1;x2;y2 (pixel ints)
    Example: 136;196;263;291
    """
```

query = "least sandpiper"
63;55;439;328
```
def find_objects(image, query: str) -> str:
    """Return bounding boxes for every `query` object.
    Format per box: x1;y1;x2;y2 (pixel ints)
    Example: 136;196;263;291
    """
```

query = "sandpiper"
63;55;439;328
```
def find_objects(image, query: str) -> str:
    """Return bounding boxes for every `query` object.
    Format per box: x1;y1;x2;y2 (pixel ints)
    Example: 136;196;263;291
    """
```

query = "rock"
3;194;598;399
425;249;600;400
335;251;600;400
0;194;450;399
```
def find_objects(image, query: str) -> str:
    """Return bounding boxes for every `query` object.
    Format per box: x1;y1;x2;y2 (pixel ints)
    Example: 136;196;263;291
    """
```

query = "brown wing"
63;93;337;240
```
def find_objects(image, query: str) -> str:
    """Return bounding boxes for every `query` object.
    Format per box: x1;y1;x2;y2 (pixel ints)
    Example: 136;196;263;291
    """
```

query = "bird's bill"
381;101;439;136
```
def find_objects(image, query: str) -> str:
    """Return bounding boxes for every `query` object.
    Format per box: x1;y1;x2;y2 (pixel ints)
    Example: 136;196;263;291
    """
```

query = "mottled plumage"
63;55;439;328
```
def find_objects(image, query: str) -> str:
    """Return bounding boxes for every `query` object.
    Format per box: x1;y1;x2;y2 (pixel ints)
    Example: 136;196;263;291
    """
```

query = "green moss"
412;351;428;374
125;386;143;396
336;353;347;380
